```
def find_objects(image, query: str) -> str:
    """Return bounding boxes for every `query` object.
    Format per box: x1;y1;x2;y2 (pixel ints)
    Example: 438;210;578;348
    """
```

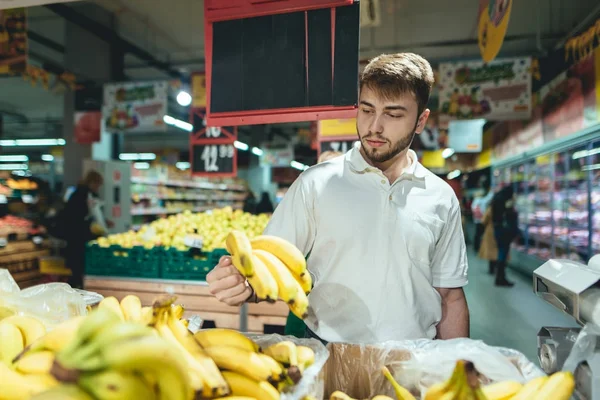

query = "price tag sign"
191;143;236;177
184;234;204;249
0;238;7;248
0;195;6;204
319;139;358;154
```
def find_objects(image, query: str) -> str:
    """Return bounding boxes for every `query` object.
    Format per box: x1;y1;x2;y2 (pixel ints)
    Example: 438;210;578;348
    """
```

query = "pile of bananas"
226;231;311;319
0;293;317;400
330;360;576;400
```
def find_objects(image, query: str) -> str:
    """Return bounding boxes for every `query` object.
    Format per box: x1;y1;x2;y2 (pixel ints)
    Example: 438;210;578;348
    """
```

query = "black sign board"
191;143;237;177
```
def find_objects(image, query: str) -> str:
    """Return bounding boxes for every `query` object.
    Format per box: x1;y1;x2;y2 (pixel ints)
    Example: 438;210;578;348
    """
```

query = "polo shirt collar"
346;142;426;181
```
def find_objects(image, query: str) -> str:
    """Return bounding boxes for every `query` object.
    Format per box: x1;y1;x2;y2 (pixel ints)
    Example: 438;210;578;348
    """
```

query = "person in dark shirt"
242;191;257;215
64;170;107;288
255;192;274;215
490;185;519;287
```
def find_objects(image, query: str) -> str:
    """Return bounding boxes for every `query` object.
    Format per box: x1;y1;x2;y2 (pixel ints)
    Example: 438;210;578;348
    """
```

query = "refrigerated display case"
493;137;599;276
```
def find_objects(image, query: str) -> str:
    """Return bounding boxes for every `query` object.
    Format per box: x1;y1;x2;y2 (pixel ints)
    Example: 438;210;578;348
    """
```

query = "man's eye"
388;114;403;118
361;109;374;114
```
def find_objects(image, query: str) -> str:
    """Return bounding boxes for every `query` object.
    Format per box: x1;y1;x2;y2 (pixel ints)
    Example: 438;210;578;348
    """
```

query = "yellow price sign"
319;118;357;138
192;73;207;108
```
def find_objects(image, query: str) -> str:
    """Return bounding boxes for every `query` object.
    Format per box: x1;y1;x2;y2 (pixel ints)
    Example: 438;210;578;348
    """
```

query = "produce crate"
160;248;227;281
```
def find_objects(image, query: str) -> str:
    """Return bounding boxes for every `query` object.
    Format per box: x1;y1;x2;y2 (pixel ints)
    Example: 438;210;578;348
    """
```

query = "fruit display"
0;293;319;400
95;207;269;252
5;178;38;190
226;230;311;319
329;360;575;400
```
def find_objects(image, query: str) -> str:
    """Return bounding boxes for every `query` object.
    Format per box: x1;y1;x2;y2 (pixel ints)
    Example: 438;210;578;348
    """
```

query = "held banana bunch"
423;360;488;400
226;231;311;319
49;307;193;400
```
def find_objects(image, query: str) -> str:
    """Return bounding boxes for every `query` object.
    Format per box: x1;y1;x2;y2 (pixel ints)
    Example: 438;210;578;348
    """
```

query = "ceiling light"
163;115;193;132
176;91;192;107
290;161;307;171
176;161;191;170
447;169;461;180
0;163;28;171
0;139;65;146
41;154;54;162
251;147;264;156
134;162;150;170
0;155;28;162
119;153;156;161
234;141;249;151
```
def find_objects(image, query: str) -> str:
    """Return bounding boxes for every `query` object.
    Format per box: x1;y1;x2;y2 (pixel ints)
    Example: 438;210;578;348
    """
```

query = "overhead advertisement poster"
439;57;532;122
0;8;26;75
103;81;168;134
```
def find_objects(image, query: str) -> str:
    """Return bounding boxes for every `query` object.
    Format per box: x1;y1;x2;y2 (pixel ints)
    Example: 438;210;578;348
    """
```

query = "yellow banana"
296;345;315;372
257;353;285;382
218;397;257;400
26;316;84;354
181;319;190;328
29;384;94;400
79;370;157;400
0;305;16;321
205;345;272;382
263;341;298;367
250;235;307;277
194;328;260;352
0;315;46;347
79;335;192;400
510;376;548;400
226;230;255;277
330;391;355;400
424;359;466;400
98;296;125;320
171;304;185;319
289;288;309;319
0;322;24;365
166;311;229;398
221;370;280;400
372;396;394;400
141;306;154;325
254;249;299;304
120;295;142;322
293;271;312;295
382;366;416;400
531;371;575;400
482;381;522;400
0;363;58;400
248;254;279;303
14;350;54;375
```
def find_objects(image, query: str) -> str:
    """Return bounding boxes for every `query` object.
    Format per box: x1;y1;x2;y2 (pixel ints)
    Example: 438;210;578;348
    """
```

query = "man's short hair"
360;53;435;116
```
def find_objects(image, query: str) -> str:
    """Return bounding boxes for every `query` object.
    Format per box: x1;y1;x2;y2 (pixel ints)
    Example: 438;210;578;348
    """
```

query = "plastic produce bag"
248;334;329;400
563;323;600;374
0;268;20;295
323;338;545;399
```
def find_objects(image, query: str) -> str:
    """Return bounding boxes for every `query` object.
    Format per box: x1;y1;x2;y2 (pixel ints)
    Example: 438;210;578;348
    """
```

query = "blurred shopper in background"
490;185;519;287
243;191;257;215
255;191;274;215
471;180;494;252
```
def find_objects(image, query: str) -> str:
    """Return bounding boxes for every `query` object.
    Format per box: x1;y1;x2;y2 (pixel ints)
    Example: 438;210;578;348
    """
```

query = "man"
207;53;469;343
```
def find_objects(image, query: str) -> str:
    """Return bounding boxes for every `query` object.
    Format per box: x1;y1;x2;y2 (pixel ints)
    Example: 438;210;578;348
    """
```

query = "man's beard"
359;129;417;164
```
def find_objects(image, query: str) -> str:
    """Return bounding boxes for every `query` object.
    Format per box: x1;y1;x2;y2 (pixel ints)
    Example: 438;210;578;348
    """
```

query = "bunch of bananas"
226;231;311;319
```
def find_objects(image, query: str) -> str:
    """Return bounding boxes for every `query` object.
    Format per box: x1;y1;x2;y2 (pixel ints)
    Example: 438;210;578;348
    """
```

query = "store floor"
465;247;579;365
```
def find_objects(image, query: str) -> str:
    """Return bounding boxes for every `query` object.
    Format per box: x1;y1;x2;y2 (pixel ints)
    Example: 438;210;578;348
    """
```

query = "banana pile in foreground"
226;231;312;319
330;359;576;400
0;293;316;400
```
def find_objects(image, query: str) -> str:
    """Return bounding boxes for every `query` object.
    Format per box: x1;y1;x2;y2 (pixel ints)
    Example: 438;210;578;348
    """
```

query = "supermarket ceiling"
2;0;600;141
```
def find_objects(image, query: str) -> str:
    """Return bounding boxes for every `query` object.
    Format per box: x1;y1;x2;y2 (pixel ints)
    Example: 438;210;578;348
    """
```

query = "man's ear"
415;109;431;135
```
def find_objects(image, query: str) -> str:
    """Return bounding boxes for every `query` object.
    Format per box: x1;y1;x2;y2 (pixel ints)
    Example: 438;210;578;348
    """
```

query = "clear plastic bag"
247;334;329;400
0;268;20;295
563;323;600;373
323;338;545;399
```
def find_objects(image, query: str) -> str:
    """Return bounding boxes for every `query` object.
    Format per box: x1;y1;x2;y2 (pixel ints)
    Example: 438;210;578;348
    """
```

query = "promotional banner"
478;0;512;63
103;81;168;134
0;8;26;75
191;72;206;109
260;146;294;167
439;57;532;121
492;48;600;161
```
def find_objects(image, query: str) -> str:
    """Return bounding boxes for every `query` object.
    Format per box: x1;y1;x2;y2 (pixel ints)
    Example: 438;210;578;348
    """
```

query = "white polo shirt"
264;144;468;344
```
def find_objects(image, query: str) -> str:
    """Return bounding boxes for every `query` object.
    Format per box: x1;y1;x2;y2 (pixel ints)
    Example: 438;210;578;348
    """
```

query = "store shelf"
131;176;246;191
133;194;210;201
131;206;217;216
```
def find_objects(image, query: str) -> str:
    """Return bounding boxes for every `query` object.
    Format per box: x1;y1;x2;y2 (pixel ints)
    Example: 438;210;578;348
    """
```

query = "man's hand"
206;256;253;306
435;287;469;339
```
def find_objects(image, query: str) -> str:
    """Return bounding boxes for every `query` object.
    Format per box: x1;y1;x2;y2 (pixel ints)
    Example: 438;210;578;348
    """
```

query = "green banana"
79;370;158;400
29;385;94;400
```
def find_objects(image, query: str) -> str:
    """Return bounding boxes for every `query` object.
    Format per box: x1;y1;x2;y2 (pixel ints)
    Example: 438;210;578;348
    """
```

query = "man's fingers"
219;255;232;265
215;282;248;302
208;272;245;294
206;264;239;283
223;287;253;306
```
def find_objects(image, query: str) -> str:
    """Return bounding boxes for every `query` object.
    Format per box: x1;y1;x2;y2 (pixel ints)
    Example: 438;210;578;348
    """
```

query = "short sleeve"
263;175;316;256
431;202;469;288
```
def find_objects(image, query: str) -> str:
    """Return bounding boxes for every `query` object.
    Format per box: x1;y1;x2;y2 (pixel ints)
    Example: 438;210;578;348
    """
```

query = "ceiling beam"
45;3;184;80
28;30;65;54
